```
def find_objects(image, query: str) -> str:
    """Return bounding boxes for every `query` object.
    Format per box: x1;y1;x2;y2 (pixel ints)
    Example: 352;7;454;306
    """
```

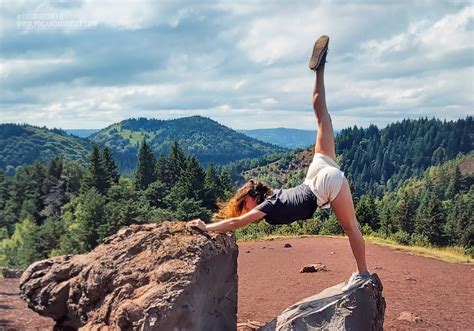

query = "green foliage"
301;218;321;235
81;145;108;194
235;220;276;240
392;230;411;245
319;214;344;235
465;247;474;258
0;124;90;174
376;193;399;236
336;117;472;197
355;194;379;230
360;223;374;236
91;116;286;172
134;140;157;190
1;218;40;269
171;198;212;221
415;190;446;246
444;187;474;247
76;188;107;250
240;117;472;198
396;190;418;234
410;233;430;247
102;146;120;188
1;118;473;269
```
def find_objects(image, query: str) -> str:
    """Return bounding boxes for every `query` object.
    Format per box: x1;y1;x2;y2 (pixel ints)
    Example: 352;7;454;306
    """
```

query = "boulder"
260;273;385;331
2;268;22;278
299;263;328;273
19;221;238;330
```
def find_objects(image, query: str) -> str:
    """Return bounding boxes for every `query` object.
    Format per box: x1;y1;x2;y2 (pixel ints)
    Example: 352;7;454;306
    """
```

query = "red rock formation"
19;221;238;330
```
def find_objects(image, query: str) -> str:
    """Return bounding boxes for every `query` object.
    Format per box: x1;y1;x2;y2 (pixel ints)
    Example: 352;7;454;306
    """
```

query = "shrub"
465;247;474;258
392;230;411;245
319;215;344;235
273;222;305;236
235;220;274;240
360;223;373;236
410;233;430;246
301;218;321;235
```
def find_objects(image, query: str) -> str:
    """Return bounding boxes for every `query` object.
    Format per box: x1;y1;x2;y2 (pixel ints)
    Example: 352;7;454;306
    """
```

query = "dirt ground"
237;236;474;330
1;236;473;330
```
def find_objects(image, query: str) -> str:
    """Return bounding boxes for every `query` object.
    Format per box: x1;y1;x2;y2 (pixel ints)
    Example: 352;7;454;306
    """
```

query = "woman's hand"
186;218;207;232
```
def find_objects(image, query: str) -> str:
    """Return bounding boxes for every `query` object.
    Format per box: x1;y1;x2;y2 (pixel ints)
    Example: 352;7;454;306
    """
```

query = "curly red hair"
213;179;272;220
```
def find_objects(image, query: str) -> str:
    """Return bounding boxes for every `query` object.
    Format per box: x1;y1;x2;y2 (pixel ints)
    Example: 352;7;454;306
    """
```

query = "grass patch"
237;233;473;264
364;235;473;264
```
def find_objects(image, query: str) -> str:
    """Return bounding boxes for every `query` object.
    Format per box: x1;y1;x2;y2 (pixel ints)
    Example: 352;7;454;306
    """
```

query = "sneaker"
309;35;329;71
341;271;371;292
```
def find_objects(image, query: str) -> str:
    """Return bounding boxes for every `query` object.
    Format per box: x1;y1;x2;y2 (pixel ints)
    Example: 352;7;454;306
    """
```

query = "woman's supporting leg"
312;66;337;162
330;178;368;273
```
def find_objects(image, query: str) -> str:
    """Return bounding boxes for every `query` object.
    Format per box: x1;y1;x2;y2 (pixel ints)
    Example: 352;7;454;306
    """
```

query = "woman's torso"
254;183;317;225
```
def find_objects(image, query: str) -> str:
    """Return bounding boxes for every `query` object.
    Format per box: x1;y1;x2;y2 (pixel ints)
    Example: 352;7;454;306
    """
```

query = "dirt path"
237;236;474;330
0;277;54;330
1;236;473;330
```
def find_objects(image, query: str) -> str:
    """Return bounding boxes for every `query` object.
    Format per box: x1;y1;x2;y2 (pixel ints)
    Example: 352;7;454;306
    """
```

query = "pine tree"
164;156;205;209
101;146;120;189
42;157;65;219
134;140;157;190
82;145;107;194
183;156;205;201
168;141;186;183
396;190;417;234
415;190;446;246
76;188;107;250
203;164;223;209
377;193;398;235
444;187;474;247
445;165;461;199
355;194;379;230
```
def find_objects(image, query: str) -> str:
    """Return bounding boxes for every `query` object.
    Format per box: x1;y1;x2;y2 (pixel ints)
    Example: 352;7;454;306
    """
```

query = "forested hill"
90;116;286;172
236;117;473;197
336;117;472;196
0;124;90;174
0;117;286;174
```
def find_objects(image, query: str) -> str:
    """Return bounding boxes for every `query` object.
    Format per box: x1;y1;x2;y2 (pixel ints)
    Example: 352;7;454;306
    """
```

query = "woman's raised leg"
312;66;337;162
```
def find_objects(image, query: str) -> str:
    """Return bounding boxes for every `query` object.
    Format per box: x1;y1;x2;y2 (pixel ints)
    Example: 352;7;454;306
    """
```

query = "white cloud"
0;1;472;131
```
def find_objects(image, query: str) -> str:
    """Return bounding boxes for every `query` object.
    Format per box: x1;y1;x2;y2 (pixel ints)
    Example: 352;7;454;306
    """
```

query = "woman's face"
243;194;258;211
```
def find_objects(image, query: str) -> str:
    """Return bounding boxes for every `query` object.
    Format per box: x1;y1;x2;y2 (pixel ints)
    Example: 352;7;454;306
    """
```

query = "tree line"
236;154;473;257
0;141;233;269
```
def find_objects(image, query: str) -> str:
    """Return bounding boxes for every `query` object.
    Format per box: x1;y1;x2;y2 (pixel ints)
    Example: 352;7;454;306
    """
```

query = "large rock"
260;273;385;331
19;221;238;330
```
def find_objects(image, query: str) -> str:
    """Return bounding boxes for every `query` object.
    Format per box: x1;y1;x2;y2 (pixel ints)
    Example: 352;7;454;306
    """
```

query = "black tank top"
254;183;317;225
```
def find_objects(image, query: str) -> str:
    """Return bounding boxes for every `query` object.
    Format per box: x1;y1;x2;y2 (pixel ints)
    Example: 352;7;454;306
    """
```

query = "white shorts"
303;153;345;209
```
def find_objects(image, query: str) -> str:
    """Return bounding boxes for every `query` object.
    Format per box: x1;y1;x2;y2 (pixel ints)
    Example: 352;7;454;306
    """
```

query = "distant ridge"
237;128;317;149
66;129;100;138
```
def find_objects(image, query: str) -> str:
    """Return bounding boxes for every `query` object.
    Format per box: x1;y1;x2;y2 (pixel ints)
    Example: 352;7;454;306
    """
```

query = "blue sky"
1;1;473;130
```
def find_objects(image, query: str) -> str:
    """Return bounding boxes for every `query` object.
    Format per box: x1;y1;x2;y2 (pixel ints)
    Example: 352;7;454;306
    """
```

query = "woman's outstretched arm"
186;209;265;233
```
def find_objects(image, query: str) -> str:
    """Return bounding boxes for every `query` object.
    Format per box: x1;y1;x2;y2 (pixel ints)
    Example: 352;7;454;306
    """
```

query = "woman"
187;35;370;290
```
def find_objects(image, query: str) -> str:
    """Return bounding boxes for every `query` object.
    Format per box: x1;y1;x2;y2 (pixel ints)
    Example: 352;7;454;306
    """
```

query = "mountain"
237;128;317;149
65;129;100;138
0;124;90;174
90;116;287;172
0;117;286;175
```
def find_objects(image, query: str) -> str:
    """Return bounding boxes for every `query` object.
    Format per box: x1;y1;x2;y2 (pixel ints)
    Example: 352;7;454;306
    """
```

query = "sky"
0;1;473;130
